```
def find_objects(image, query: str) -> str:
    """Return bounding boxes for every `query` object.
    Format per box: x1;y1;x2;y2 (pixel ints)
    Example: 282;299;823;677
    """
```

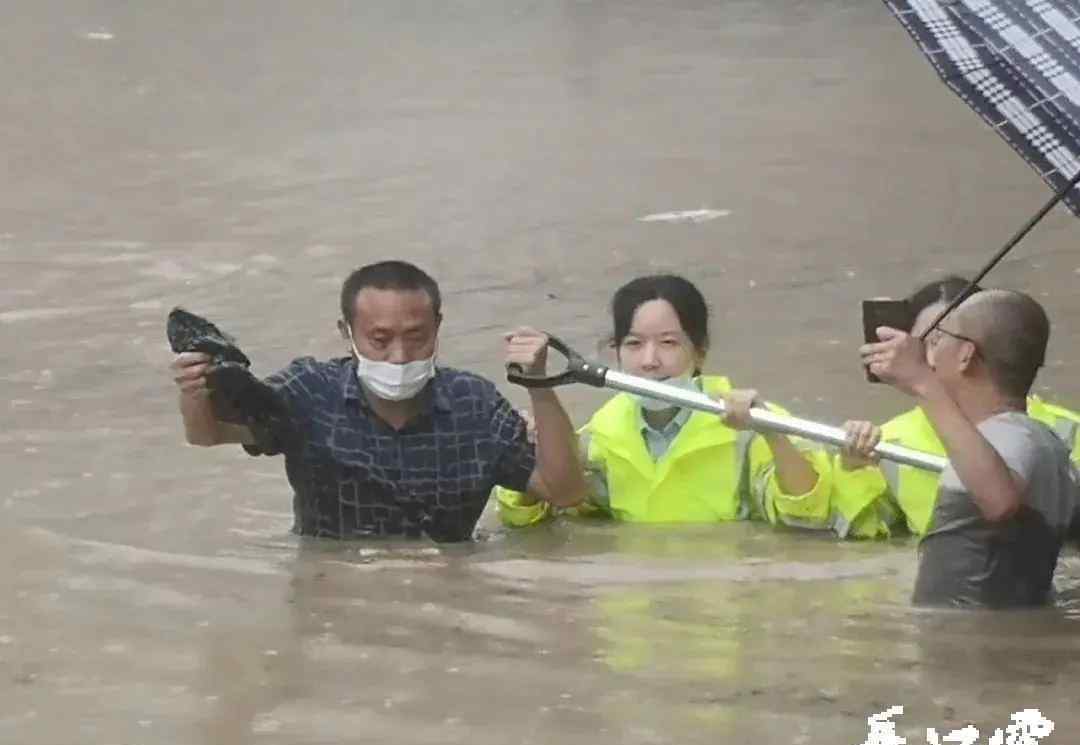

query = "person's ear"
958;341;977;373
693;347;707;375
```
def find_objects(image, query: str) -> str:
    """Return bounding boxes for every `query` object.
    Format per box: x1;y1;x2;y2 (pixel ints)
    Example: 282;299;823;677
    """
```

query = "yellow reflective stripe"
879;458;901;497
832;512;852;538
776;514;834;531
735;430;755;520
874;494;902;527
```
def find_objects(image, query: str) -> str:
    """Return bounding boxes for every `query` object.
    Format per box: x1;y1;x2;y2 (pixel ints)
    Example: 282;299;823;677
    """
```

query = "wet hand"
719;388;760;431
504;327;549;377
859;327;931;396
840;420;881;470
171;352;212;396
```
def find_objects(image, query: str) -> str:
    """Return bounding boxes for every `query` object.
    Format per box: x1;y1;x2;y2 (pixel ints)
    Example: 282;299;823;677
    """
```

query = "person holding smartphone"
833;277;1080;541
857;287;1077;607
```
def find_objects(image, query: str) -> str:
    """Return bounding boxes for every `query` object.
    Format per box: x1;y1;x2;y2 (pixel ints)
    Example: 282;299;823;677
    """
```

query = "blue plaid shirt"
244;357;536;542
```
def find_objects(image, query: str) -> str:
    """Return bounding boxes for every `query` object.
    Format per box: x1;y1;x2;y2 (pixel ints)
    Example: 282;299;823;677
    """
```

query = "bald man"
862;290;1078;608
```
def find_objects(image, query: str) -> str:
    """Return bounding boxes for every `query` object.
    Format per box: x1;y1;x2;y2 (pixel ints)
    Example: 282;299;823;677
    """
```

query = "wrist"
179;389;211;405
762;431;792;449
527;389;560;406
912;374;946;402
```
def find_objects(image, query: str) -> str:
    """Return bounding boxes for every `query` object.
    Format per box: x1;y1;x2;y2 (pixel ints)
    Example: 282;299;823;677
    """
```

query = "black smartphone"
861;298;914;383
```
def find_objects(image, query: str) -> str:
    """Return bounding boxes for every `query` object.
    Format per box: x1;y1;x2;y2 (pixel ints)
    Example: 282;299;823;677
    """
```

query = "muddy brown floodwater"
3;1;1080;743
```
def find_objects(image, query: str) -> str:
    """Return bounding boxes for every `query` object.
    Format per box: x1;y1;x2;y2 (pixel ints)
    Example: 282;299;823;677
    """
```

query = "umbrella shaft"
602;370;947;473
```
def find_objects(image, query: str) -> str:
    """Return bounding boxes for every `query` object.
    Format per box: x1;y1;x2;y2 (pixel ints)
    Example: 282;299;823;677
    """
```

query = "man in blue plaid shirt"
170;260;586;541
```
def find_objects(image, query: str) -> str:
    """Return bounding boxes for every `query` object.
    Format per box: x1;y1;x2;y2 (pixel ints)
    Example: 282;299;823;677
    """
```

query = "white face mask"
348;328;437;402
633;374;697;412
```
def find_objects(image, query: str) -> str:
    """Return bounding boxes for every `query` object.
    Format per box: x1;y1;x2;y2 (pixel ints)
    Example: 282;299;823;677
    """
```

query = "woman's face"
616;299;703;380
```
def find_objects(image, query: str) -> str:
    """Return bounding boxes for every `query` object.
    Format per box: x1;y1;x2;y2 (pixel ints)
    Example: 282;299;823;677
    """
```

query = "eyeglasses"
926;326;980;354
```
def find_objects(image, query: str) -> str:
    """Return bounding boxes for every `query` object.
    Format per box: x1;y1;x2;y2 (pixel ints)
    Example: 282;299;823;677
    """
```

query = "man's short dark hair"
963;290;1049;399
339;260;442;324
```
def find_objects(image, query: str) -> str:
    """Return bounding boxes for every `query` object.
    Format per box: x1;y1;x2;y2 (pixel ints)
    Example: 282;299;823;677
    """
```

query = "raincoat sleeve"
829;457;894;539
1066;424;1080;466
745;402;833;529
493;430;608;527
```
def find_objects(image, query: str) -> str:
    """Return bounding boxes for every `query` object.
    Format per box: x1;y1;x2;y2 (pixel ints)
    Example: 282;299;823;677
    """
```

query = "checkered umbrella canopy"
883;0;1080;216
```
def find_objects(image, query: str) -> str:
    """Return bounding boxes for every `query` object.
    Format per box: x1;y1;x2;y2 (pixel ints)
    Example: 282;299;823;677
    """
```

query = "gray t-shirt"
913;411;1079;608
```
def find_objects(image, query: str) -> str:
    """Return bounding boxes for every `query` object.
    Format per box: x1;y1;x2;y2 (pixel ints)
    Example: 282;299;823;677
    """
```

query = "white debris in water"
304;244;341;258
129;299;163;311
0;635;13;645
0;307;104;324
102;642;126;654
263;649;279;656
747;279;757;288
845;269;857;278
637;208;731;223
446;666;460;673
140;259;198;282
207;262;242;276
82;30;114;41
137;720;152;728
252;715;281;733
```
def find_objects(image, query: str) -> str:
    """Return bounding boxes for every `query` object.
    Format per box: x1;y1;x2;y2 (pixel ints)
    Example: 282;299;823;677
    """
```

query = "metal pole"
603;370;947;473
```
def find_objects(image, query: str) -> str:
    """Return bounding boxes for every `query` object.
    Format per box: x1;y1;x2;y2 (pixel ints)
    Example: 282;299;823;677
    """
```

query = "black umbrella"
882;0;1080;329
